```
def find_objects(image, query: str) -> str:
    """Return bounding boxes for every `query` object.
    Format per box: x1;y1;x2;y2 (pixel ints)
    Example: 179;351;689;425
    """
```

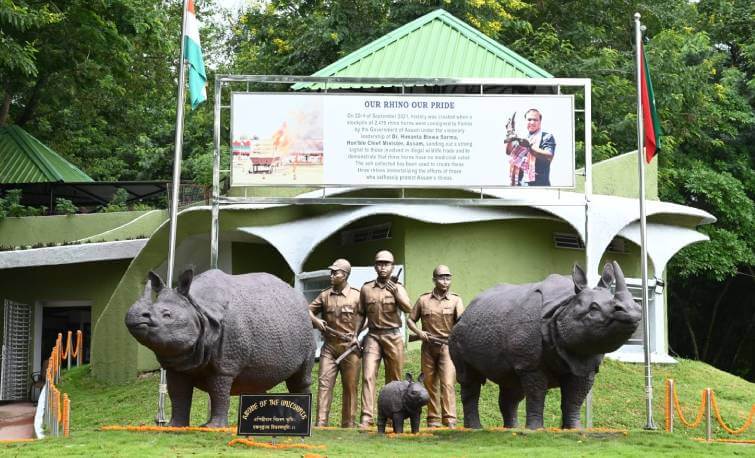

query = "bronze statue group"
308;250;464;430
126;250;640;432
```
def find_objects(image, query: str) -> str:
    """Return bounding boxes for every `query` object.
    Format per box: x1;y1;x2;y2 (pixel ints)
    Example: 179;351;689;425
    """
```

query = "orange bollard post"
66;331;72;370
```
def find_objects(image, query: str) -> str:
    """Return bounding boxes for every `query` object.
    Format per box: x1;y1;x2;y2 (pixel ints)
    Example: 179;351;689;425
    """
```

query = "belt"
368;327;401;334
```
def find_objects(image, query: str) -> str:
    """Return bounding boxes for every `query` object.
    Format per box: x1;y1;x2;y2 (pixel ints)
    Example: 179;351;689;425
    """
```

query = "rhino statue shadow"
448;261;641;430
125;269;315;427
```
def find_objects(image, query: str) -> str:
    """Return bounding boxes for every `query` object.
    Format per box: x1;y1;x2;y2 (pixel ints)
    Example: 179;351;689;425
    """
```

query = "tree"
0;0;62;123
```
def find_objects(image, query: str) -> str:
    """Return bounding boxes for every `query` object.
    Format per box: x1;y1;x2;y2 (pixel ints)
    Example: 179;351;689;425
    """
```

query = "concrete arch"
235;204;566;281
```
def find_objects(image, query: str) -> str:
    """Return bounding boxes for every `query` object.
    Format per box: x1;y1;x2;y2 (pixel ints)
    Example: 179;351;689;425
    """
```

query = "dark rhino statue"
449;261;641;430
125;269;315;427
377;373;430;434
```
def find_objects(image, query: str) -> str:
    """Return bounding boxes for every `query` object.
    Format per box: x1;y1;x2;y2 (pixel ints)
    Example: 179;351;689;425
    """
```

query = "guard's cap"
433;265;452;277
328;258;351;274
374;250;395;263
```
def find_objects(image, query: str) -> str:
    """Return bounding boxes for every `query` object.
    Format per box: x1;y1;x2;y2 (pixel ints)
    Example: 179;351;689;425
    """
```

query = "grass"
3;347;753;456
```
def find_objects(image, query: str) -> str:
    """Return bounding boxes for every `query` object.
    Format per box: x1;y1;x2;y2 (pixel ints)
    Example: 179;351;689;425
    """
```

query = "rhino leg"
166;370;193;427
392;413;405;433
410;412;421;433
559;372;595;429
285;355;313;393
498;385;524;428
202;375;233;427
519;370;548;430
454;357;485;429
460;382;483;429
377;413;387;433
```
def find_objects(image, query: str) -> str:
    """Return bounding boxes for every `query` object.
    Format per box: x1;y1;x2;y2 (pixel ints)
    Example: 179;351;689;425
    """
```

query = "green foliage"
54;197;78;215
101;188;130;213
231;0;532;76
0;0;62;82
0;188;46;218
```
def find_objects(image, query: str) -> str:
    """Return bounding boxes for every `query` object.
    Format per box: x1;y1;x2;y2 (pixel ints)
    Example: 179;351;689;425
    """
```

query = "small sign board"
237;393;312;437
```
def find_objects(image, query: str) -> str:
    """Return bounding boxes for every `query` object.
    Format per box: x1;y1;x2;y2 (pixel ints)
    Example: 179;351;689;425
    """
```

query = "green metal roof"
293;9;552;90
0;125;93;183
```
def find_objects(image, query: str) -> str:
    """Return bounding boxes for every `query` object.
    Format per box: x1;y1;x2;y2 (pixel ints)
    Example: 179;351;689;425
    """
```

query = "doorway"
34;302;91;376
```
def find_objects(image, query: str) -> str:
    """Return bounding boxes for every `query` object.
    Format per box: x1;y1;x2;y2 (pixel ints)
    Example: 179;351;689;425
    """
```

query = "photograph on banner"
231;93;574;188
231;93;324;185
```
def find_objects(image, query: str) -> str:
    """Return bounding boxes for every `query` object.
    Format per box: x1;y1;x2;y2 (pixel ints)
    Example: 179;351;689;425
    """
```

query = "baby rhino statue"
125;269;315;427
377;373;430;434
449;262;641;430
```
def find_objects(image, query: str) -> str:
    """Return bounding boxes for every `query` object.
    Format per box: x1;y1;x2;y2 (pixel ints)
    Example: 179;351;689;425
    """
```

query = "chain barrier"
710;390;755;435
42;331;79;438
665;378;754;440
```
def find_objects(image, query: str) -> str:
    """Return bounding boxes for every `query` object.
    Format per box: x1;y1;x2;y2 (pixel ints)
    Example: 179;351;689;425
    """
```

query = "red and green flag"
639;45;661;162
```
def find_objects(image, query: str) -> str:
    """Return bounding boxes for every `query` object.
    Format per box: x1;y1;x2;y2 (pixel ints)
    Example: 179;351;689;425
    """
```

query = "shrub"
55;198;78;215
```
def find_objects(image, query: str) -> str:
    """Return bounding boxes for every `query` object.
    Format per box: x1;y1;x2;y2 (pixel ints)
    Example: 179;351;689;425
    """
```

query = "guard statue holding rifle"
407;265;464;428
308;258;364;427
359;250;412;428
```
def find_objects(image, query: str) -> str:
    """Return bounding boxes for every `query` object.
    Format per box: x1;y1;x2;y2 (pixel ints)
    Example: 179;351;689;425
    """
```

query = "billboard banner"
231;93;575;188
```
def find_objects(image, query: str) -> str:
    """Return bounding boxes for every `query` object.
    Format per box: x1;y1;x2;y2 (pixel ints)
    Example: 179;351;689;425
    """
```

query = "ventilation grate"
553;232;584;249
340;223;392;246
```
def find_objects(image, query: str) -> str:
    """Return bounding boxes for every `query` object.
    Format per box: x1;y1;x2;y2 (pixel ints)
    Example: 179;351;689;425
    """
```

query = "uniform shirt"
361;280;411;330
309;284;363;351
410;290;464;338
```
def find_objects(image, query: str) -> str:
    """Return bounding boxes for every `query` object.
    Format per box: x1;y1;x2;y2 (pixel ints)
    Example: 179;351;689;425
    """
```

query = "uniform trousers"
316;344;361;427
421;341;457;425
360;329;404;424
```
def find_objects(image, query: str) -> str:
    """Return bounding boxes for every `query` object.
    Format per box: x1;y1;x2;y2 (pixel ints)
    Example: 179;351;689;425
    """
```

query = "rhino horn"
142;277;153;300
612;261;628;293
597;262;616;289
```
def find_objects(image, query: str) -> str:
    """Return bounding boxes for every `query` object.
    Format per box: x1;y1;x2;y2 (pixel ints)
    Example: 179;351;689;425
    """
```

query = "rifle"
334;328;368;365
323;325;353;343
409;332;448;346
427;334;449;346
390;267;403;284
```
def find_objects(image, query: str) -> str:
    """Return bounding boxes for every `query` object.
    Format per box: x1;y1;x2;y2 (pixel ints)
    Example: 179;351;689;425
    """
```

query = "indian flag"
184;0;207;109
640;45;661;162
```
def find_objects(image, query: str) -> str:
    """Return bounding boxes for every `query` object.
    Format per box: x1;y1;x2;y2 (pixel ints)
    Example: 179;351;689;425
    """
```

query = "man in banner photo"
185;0;207;109
505;108;556;186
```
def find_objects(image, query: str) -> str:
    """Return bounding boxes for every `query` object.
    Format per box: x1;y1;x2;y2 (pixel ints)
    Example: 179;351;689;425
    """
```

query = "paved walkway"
0;402;36;440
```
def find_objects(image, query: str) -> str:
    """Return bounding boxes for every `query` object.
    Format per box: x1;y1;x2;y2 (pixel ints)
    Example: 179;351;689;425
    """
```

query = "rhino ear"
177;268;194;297
417;372;425;384
572;263;588;293
148;271;165;294
597;262;615;289
405;372;413;382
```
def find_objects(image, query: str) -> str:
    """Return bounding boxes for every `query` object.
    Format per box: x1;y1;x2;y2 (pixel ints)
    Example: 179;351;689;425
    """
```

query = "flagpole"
157;0;191;426
634;12;656;430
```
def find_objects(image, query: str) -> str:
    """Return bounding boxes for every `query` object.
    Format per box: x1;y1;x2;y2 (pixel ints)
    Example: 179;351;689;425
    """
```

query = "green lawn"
3;349;753;456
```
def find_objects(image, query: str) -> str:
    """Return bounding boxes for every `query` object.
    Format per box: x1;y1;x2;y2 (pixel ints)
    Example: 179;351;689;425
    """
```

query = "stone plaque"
237;393;312;436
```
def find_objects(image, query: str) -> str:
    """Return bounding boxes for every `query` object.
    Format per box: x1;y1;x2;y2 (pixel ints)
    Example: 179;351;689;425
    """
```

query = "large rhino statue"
448;262;641;430
125;269;315;427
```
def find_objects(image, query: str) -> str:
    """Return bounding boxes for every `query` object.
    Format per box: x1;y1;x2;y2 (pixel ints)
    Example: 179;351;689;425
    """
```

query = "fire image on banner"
231;93;575;188
231;94;324;184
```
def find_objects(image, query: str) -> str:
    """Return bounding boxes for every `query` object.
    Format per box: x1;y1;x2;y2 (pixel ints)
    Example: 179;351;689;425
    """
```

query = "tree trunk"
0;91;10;126
701;277;732;361
16;74;49;127
681;305;700;360
728;310;754;372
